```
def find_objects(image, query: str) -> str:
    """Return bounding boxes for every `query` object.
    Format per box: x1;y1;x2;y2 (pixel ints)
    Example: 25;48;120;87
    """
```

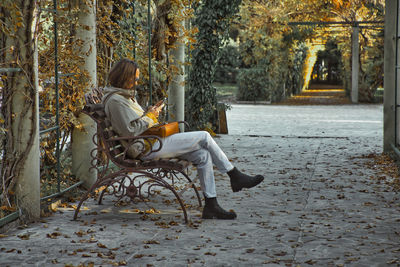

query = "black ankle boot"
202;197;237;219
228;167;264;192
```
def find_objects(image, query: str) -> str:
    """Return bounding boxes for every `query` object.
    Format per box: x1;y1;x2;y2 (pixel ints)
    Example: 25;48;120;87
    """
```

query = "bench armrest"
176;121;190;130
107;135;164;158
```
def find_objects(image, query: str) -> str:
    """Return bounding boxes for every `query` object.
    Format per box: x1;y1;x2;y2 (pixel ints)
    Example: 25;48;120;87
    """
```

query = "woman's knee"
191;149;212;168
198;131;212;143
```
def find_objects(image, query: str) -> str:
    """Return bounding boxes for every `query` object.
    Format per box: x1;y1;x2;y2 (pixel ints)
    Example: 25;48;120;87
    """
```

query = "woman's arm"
106;98;156;137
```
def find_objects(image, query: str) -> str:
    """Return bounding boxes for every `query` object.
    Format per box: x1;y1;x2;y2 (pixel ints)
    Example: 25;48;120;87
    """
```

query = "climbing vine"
186;0;242;131
1;0;196;218
0;0;40;215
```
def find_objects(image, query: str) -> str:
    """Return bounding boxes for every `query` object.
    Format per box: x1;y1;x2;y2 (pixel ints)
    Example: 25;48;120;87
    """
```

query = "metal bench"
73;88;201;223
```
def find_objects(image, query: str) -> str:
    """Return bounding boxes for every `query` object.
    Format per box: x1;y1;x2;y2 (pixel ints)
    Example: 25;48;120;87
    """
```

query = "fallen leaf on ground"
17;234;30;240
204;252;216;256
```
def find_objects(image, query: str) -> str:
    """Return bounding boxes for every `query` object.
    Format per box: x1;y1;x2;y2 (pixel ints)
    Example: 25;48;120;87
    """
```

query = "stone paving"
1;103;400;267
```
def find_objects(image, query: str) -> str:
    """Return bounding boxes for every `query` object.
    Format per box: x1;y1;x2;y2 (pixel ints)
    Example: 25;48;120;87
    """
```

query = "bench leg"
178;174;202;208
73;192;88;220
73;173;124;220
139;171;190;223
73;187;94;220
153;176;189;223
170;187;189;224
74;169;195;223
98;175;127;205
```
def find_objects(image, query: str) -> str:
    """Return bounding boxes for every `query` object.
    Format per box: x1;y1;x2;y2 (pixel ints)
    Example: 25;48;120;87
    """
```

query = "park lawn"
214;82;238;100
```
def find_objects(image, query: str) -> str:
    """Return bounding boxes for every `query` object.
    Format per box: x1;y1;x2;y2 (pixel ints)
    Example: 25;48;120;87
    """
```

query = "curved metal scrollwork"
74;91;202;223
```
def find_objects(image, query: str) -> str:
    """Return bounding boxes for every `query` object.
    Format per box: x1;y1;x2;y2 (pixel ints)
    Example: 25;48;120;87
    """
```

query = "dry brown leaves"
363;153;400;191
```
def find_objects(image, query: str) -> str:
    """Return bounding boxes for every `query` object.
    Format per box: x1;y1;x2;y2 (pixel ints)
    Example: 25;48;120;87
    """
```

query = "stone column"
11;0;41;220
168;23;185;131
72;0;97;188
383;0;398;152
351;25;359;104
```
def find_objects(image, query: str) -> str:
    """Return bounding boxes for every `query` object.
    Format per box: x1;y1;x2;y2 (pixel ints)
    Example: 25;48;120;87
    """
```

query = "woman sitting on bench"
102;58;264;220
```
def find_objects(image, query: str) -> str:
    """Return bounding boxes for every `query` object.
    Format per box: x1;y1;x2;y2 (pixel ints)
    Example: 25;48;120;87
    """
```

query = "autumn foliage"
1;0;197;216
0;0;387;218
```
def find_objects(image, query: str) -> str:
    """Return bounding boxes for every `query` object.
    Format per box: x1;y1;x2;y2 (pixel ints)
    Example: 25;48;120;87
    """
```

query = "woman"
102;58;264;219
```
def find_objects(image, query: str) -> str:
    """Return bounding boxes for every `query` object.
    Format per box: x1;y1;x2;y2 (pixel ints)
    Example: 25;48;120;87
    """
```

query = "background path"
226;104;382;138
277;85;352;105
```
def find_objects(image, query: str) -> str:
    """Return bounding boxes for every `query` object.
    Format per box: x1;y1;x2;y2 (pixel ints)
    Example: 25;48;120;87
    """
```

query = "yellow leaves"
143;240;160;245
49;199;62;212
100;208;111;213
203;126;217;137
119;208;140;214
75;229;93;237
17;233;30;240
119;208;160;215
97;242;107;248
94;185;107;194
46;232;62;239
187;36;196;44
145;208;160;214
134;254;145;259
363;153;400;191
154;221;170;229
0;205;16;212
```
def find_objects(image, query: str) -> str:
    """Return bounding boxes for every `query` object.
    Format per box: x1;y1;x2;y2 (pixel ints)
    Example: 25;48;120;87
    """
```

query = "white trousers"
142;131;234;198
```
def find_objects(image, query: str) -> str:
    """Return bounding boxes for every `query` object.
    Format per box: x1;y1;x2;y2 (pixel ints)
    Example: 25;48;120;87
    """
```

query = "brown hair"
108;58;138;89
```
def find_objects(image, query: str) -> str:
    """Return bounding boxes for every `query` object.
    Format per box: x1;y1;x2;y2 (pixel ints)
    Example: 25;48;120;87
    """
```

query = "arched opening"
310;39;342;87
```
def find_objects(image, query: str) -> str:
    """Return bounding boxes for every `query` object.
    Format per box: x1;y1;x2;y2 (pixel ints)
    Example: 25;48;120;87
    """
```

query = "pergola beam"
288;20;385;103
288;21;384;26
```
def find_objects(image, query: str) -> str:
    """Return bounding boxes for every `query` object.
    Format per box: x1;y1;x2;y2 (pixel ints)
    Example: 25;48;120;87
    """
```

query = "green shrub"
359;31;384;102
237;68;271;101
186;0;242;131
236;41;307;102
286;42;308;96
215;45;240;84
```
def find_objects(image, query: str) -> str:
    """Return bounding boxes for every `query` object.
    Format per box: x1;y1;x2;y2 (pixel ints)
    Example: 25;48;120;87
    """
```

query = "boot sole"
202;214;237;219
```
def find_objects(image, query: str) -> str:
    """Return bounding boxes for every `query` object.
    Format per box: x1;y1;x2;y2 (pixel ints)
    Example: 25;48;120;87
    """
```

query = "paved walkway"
1;103;400;267
278;87;352;105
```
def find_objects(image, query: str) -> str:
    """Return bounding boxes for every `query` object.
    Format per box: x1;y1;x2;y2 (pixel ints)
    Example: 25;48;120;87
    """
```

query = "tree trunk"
0;0;41;220
71;0;97;188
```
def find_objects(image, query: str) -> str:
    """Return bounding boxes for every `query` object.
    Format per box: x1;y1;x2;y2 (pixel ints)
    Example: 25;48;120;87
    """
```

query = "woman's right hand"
148;102;164;117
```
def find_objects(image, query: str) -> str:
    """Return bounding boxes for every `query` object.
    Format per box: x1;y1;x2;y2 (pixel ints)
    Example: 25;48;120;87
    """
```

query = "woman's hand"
148;100;165;117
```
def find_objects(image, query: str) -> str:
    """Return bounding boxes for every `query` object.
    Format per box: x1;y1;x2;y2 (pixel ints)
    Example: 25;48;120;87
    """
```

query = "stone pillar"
72;0;97;188
351;25;359;103
168;24;185;130
16;35;41;220
12;0;41;220
383;0;398;152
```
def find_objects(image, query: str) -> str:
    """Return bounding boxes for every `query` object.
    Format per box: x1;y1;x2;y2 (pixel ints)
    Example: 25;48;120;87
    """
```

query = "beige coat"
102;86;157;158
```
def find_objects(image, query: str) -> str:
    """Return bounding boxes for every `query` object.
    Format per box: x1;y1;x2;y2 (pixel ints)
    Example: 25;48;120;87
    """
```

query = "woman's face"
125;68;140;89
135;68;140;86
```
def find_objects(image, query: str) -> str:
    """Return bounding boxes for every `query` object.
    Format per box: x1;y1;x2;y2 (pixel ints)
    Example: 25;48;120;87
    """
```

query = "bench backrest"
83;88;140;167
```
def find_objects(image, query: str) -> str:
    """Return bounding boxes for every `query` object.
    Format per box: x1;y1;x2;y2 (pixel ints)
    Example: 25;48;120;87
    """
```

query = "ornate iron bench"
73;88;201;223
